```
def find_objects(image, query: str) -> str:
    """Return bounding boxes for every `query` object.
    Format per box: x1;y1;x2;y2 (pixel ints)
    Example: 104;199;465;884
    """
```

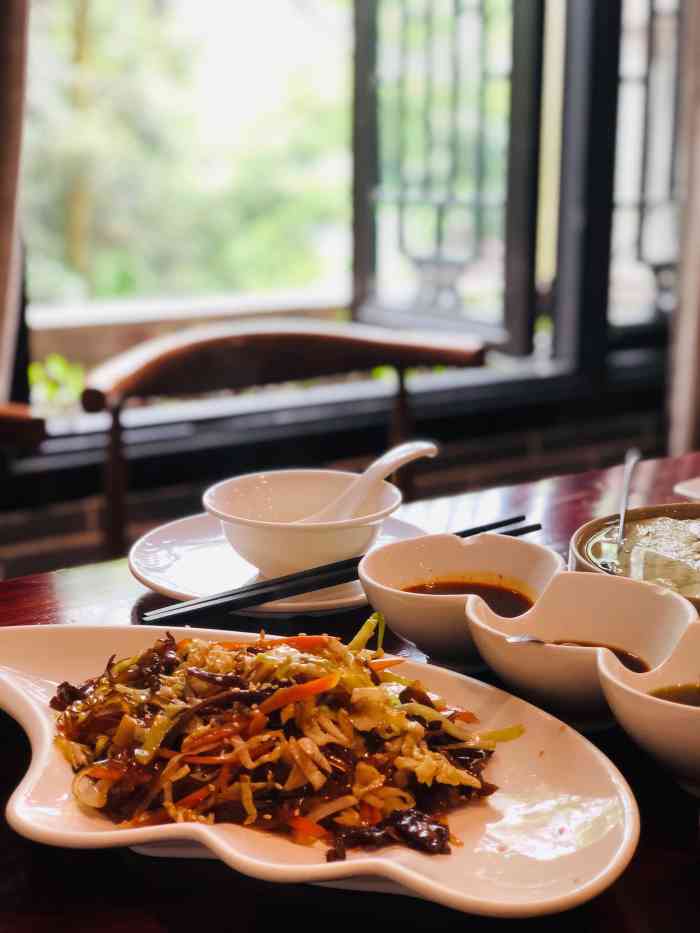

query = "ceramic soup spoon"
297;440;438;524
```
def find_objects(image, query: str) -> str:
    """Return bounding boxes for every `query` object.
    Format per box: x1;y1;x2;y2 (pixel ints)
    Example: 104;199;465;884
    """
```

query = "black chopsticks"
141;515;541;626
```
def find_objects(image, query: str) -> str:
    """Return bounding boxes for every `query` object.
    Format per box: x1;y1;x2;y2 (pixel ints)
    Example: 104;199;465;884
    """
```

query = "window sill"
3;346;666;511
28;289;350;369
30;344;662;453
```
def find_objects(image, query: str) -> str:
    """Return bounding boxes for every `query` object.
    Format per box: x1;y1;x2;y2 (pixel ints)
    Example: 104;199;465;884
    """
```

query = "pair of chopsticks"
141;515;541;626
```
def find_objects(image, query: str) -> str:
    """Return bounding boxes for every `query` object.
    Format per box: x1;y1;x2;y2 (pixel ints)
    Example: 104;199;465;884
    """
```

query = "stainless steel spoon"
616;447;642;548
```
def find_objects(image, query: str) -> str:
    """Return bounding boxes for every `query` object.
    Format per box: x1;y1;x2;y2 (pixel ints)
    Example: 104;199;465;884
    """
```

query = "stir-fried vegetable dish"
51;615;522;861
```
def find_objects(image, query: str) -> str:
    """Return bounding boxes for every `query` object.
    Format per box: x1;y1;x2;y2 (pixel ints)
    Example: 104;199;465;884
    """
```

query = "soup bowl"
203;469;402;577
358;531;564;659
598;623;700;795
465;571;697;725
569;502;700;611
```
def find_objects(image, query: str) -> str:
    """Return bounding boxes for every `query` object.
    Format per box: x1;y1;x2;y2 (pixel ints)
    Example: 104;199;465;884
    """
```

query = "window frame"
554;0;672;377
553;0;624;378
354;0;546;353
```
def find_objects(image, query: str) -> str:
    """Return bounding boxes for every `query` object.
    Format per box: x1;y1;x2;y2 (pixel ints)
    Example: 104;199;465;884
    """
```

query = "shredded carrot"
453;710;479;724
175;784;213;810
368;657;405;672
183;634;329;654
86;764;124;781
246;711;269;738
213;640;255;650
272;635;330;653
182;722;245;752
213;635;330;654
156;747;178;759
259;673;340;715
121;807;169;828
288;815;328;839
216;763;232;793
359;801;383;825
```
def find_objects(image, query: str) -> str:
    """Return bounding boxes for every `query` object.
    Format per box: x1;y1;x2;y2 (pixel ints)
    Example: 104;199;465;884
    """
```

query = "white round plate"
128;513;424;614
1;624;639;918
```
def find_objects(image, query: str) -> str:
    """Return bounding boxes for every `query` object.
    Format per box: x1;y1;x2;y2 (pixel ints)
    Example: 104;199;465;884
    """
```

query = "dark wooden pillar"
104;403;127;557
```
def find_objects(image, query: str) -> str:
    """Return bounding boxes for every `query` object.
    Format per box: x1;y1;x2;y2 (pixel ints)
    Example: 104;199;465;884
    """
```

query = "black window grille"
354;0;544;355
354;0;681;370
609;0;682;328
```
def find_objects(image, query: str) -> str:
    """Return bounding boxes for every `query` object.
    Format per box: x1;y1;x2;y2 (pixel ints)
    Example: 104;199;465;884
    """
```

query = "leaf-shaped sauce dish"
599;623;700;796
465;571;696;725
0;624;639;918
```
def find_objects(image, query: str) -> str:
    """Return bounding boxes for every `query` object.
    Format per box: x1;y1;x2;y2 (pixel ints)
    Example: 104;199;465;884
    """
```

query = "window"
370;1;512;332
356;0;543;354
16;0;680;455
22;0;352;311
355;0;680;371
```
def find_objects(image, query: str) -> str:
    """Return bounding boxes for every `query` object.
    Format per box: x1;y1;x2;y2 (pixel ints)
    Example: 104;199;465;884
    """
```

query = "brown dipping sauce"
649;683;700;707
402;580;533;618
551;640;649;673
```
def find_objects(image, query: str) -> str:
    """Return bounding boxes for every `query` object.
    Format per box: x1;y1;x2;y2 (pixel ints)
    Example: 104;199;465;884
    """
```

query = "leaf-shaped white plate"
0;624;639;918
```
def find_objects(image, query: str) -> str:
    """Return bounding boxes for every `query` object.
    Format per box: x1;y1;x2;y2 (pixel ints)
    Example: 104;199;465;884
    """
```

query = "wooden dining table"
2;452;700;932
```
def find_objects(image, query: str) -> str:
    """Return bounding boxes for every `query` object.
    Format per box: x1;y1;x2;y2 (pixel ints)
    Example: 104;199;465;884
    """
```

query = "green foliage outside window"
22;0;351;305
28;354;85;411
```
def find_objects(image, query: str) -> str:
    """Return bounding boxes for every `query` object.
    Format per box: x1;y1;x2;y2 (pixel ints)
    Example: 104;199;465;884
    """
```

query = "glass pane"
609;0;681;326
21;0;352;311
374;0;512;327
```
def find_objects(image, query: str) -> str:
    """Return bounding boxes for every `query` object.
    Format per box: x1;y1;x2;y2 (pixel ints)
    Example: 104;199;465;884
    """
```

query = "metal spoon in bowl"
586;447;642;574
296;440;438;524
616;447;642;548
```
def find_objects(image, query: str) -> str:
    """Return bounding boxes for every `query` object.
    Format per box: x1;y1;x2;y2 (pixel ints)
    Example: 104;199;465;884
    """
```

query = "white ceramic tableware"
466;571;697;723
203;469;402;577
128;512;424;614
598;623;700;795
673;476;700;499
1;624;639;917
298;440;437;523
358;532;564;658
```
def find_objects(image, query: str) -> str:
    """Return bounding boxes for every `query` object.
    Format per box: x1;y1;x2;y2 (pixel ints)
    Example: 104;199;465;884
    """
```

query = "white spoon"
297;440;439;524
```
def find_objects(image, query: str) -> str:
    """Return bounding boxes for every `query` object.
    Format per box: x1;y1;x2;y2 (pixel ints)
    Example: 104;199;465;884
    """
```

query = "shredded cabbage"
51;624;524;861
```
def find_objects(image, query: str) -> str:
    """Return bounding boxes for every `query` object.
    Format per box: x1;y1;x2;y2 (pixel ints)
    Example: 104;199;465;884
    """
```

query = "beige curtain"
0;1;28;404
669;0;700;453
